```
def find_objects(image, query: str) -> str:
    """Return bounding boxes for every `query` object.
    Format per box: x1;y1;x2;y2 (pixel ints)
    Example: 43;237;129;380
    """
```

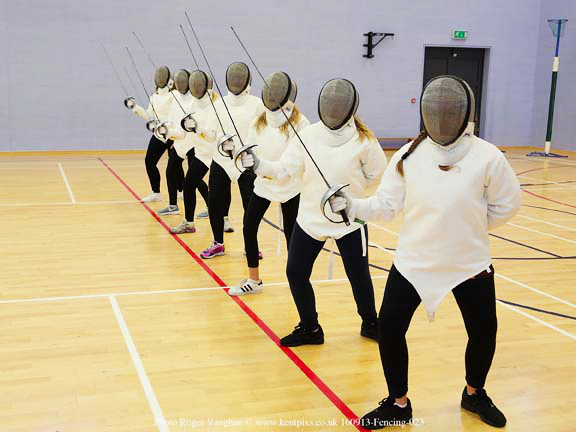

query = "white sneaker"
224;216;234;233
197;209;209;219
141;192;162;203
178;191;184;201
157;205;179;216
229;279;263;296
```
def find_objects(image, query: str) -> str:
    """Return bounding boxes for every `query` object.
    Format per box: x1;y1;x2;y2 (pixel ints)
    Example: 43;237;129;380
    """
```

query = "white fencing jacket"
351;135;522;320
256;119;387;242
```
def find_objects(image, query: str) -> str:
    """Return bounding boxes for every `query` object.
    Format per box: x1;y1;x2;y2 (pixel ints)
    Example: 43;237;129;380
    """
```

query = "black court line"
497;299;576;321
523;204;576;217
262;218;390;273
488;233;562;258
263;219;576;323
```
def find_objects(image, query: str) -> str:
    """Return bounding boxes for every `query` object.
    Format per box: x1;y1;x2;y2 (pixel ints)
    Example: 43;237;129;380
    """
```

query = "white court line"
518;175;576;189
368;222;576;309
58;162;76;204
109;296;169;432
495;273;576;309
0;200;139;207
516;214;576;233
368;222;399;237
0;275;390;306
497;300;576;340
368;241;395;256
507;222;576;245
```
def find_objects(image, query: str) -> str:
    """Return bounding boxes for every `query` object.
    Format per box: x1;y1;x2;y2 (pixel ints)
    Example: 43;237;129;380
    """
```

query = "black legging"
379;264;498;398
285;223;377;330
166;146;185;206
183;149;209;221
208;161;255;244
243;193;300;268
144;135;168;193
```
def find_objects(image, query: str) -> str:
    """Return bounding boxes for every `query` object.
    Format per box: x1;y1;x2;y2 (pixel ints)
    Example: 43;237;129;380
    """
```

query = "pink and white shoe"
200;242;225;259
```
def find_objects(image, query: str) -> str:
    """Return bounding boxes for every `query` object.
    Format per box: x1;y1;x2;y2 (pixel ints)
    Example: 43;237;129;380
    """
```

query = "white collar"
157;86;170;95
226;85;251;106
195;92;212;109
322;117;358;147
429;123;475;166
265;102;294;128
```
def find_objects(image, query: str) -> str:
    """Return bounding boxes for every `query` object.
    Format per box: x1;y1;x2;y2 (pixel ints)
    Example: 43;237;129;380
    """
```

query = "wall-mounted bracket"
363;32;394;58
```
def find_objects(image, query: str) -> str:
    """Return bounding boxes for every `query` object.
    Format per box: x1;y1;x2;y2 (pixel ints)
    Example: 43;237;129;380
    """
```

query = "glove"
329;191;352;216
241;148;260;170
124;97;136;109
154;121;170;140
221;138;234;153
181;113;197;133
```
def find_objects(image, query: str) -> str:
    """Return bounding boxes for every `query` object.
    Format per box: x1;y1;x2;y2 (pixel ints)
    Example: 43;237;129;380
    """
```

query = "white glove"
329;191;352;216
124;97;136;109
181;114;197;132
221;138;235;153
241;149;260;170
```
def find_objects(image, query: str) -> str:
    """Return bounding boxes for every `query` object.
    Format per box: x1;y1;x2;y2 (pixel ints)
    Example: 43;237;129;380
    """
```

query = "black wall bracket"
363;32;394;58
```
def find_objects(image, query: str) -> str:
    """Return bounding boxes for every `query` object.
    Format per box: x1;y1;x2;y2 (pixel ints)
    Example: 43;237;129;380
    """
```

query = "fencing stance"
330;76;521;429
241;79;386;346
167;70;217;234
129;66;180;203
200;62;265;259
228;72;309;296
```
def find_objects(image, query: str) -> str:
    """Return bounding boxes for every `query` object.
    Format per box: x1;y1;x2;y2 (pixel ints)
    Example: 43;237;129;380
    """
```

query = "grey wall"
532;0;576;150
0;0;572;152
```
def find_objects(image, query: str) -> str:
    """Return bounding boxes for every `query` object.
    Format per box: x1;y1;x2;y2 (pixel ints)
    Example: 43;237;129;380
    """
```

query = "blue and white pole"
528;19;569;158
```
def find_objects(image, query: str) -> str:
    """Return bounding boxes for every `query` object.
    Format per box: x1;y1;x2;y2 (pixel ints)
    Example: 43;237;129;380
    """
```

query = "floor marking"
0;200;140;207
58;162;76;204
497;300;576;340
0;276;391;305
98;157;367;432
507;222;576;245
368;222;576;310
523;190;576;209
516;214;576;233
109;296;169;432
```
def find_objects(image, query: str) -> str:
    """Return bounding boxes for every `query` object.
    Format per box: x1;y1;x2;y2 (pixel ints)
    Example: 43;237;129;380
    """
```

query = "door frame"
420;44;491;139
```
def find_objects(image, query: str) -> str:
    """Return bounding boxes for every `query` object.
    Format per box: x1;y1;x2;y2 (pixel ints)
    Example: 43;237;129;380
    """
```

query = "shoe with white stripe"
229;279;263;296
157;205;179;216
141;192;163;203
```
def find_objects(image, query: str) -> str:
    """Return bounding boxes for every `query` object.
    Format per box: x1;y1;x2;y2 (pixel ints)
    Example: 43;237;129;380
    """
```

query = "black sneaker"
361;320;378;341
461;387;506;428
360;397;412;430
280;324;324;347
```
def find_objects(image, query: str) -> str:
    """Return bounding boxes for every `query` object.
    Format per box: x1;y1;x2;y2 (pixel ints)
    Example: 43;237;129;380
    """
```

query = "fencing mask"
262;72;297;111
318;79;359;130
174;69;190;94
189;70;213;99
154;66;171;89
420;75;475;146
226;62;251;95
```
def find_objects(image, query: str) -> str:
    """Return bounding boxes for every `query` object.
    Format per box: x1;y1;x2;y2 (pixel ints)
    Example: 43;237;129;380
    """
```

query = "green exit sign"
453;30;468;40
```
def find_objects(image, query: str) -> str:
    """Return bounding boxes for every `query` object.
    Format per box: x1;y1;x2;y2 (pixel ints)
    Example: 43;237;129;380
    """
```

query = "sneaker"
280;324;324;347
141;192;162;203
229;279;263;296
178;191;184;201
361;320;378;341
197;209;209;219
200;242;225;259
170;220;196;234
461;387;506;428
157;205;179;216
224;216;234;233
360;397;413;430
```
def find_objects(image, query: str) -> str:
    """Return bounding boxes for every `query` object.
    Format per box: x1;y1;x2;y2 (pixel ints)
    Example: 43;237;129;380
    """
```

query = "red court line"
98;158;367;432
522;190;576;209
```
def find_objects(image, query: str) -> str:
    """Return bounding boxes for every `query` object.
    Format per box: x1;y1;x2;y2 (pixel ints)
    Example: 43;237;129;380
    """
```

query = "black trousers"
208;161;255;244
183;150;209;222
166;146;185;206
144;135;168;193
379;264;498;398
285;223;377;330
243;193;300;268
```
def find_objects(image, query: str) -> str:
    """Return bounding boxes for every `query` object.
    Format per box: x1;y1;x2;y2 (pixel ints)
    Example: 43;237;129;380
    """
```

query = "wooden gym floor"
0;148;574;431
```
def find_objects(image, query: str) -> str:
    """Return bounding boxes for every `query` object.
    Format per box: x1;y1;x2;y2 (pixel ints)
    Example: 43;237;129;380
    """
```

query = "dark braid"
396;130;427;176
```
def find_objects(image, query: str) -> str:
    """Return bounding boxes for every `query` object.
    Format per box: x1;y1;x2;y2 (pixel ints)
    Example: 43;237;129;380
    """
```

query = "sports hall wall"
0;0;573;152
